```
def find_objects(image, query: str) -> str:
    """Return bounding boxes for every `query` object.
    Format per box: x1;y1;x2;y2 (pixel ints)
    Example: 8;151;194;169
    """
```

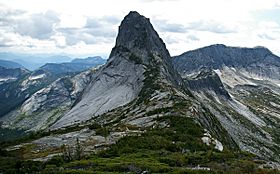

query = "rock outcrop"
185;68;231;99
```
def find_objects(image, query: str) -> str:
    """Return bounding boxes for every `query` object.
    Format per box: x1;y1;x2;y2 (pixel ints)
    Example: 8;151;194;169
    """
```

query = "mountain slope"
0;67;30;117
173;45;280;162
0;67;29;83
0;68;61;118
0;68;97;131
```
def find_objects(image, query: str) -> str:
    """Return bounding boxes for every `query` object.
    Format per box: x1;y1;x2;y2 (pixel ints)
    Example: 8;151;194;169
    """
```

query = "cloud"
0;5;25;27
153;19;237;34
85;16;120;28
0;29;23;47
58;16;118;46
12;11;60;40
0;4;118;50
0;0;279;57
84;17;118;37
258;33;275;40
58;27;116;46
186;20;238;34
252;8;280;26
164;35;179;44
0;31;13;47
186;34;199;41
153;19;187;33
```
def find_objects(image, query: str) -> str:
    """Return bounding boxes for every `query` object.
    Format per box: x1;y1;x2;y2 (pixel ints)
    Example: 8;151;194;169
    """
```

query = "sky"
0;0;280;58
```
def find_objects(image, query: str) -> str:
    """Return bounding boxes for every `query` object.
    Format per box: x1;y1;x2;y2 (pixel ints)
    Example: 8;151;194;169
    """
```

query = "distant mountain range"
0;59;24;69
39;56;106;74
0;52;73;70
0;55;106;74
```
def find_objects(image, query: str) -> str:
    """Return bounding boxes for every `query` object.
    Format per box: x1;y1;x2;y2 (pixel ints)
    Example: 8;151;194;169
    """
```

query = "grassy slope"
1;116;279;173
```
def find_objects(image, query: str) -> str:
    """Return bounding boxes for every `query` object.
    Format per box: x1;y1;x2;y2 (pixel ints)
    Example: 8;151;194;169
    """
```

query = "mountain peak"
126;11;141;18
116;11;152;48
113;11;170;62
110;11;183;88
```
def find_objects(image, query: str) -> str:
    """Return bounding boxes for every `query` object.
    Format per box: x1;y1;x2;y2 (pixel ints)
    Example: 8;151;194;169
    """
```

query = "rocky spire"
110;11;170;64
50;11;185;129
110;11;184;88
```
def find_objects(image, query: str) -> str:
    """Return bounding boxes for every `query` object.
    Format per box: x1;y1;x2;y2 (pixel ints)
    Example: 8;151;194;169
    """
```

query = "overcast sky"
0;0;280;58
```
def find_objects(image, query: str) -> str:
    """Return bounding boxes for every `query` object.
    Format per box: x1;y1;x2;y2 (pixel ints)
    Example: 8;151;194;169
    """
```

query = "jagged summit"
110;11;170;65
116;11;167;51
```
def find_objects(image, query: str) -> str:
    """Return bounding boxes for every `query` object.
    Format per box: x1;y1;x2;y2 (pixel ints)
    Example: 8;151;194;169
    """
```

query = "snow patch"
215;66;257;88
0;77;17;82
29;74;46;80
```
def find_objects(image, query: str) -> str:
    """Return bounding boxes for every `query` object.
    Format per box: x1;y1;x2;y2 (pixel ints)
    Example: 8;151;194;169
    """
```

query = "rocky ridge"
173;45;280;161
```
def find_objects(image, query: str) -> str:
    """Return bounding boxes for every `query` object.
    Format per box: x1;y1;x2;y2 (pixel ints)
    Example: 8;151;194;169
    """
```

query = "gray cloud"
164;36;179;44
0;5;26;27
58;27;116;46
258;33;275;40
13;11;60;40
85;16;120;28
187;34;199;41
162;34;199;45
85;18;103;28
186;20;237;34
0;31;17;47
0;5;118;48
58;16;118;46
0;6;60;40
153;19;187;33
